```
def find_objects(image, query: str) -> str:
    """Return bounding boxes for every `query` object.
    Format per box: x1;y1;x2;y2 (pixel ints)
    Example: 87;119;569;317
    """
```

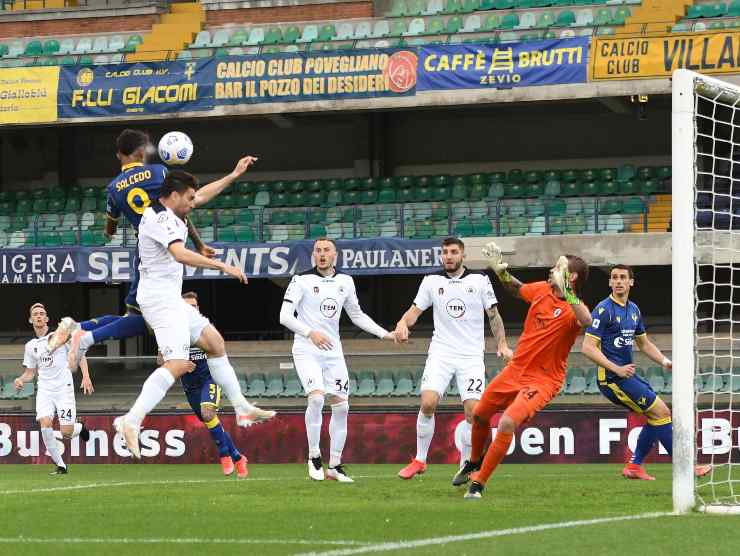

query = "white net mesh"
692;76;740;511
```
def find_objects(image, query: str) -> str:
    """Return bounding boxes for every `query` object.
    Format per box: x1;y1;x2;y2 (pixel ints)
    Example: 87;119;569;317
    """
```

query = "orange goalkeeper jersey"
509;281;582;384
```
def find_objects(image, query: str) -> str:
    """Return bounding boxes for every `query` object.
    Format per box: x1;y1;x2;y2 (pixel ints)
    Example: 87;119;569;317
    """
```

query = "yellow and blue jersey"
585;295;646;380
106;161;168;230
181;347;220;421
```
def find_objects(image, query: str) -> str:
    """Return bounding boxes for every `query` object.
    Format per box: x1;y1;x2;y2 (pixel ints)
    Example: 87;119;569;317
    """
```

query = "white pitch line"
0;475;398;496
0;537;371;547
294;512;675;556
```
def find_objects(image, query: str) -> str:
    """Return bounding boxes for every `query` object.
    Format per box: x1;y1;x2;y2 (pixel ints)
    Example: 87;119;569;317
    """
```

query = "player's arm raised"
185;217;215;258
193;155;258;208
581;335;635;378
14;367;35;391
635;334;672;370
481;241;524;299
168;241;248;283
486;306;512;361
79;356;94;395
558;265;592;328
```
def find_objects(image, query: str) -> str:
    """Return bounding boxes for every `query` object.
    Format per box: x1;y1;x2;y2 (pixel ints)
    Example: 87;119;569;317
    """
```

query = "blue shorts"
183;376;221;422
125;248;140;313
598;372;658;414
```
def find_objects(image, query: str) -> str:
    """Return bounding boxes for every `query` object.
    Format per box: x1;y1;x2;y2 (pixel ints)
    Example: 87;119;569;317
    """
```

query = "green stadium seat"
355;371;376;397
378;189;396;203
619;180;638;196
387;0;407;16
443;0;463;13
454;218;474;236
282;375;303;397
594;8;613;25
24;39;43;57
61;229;77;245
488;183;505;200
730;0;740;16
390;20;408;36
561;181;582;197
556;10;576;26
482;14;501;31
527;199;545;217
391;371;415;396
318;24;337;41
600;198;622;215
217;227;237;242
544;180;561;197
537;11;556;27
263;374;284;397
447;15;464;33
639;179;657;196
600;181;618;196
565;214;586;234
526;182;544;198
622;197;644;214
613;6;631;24
500;13;520;29
617;164;636;182
472;218;493;236
374;371;395;397
546;198;566;216
495;0;516;8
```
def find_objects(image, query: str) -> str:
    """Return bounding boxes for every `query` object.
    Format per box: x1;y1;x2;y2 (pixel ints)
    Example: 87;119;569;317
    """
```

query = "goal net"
673;69;740;514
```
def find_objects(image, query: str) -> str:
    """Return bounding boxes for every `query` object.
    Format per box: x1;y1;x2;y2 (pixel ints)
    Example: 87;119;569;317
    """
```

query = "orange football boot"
398;459;427;480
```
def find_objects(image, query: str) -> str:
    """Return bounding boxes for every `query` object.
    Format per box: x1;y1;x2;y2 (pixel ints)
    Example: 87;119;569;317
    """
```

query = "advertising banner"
0;66;59;124
213;48;417;105
592;32;740;80
57;59;213;118
417;37;589;91
1;409;719;464
0;239;443;284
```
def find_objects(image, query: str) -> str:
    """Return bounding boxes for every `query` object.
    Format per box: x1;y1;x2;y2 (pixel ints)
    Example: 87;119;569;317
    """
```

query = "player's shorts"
478;364;563;426
183;378;221;422
420;353;486;402
292;350;350;399
138;296;210;361
598;371;658;414
125;248;141;314
36;385;76;426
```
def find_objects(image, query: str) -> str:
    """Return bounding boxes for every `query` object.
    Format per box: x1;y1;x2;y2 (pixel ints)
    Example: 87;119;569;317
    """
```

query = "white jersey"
413;268;498;358
23;334;73;391
284;268;386;355
137;202;188;302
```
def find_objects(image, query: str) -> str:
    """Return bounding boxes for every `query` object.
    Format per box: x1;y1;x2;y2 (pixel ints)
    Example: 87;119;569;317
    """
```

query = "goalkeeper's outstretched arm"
481;241;523;299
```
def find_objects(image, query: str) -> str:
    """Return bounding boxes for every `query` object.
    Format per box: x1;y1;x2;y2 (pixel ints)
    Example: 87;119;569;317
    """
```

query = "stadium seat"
263;374;285;397
246;28;265;45
374;371;395;397
392;371;415;396
282;375;303;397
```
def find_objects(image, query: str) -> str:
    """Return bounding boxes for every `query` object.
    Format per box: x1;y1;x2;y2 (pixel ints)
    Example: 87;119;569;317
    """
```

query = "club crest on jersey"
554;308;562;318
616;316;621;323
632;313;637;322
446;298;466;318
438;288;444;296
598;307;605;315
313;286;319;295
466;286;476;295
320;298;339;318
338;286;345;295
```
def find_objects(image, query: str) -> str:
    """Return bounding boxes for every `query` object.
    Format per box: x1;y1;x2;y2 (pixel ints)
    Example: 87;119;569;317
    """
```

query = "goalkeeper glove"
552;255;580;305
482;241;512;283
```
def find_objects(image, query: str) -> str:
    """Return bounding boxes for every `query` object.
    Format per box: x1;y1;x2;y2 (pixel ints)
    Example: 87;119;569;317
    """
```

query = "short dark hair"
182;291;198;301
313;237;337;248
442;237;465;250
161;170;198;198
566;254;589;297
610;264;634;279
116;129;150;156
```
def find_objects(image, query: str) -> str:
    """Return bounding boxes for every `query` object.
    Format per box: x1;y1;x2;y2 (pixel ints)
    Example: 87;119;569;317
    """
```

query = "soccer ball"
158;131;193;166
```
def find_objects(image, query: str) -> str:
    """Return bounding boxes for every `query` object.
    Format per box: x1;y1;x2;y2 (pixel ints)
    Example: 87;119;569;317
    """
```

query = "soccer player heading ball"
455;243;592;499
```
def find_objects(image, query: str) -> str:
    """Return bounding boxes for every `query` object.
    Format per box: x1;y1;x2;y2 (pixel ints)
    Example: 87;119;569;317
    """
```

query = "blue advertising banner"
57;59;214;118
0;239;442;284
416;38;589;91
213;49;418;105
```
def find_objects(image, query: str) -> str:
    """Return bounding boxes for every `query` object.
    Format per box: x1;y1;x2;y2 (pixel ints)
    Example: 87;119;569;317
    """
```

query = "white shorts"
293;351;350;399
36;385;76;425
420;353;485;402
140;296;210;361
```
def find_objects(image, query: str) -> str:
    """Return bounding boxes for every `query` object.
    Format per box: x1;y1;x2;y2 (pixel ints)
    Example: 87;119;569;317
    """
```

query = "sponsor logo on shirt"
438;287;444;296
320;298;339;318
554;308;562;318
313;286;319;295
446;298;466;318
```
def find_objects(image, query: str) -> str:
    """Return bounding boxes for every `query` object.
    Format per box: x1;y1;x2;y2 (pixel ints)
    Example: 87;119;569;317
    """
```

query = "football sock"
652;419;673;456
458;420;473;464
329;400;349;468
41;427;65;469
415;412;435;463
204;416;232;458
128;367;175;425
476;430;514;485
470;404;495;463
87;314;147;345
80;315;120;331
207;355;255;414
305;394;324;459
632;425;658;465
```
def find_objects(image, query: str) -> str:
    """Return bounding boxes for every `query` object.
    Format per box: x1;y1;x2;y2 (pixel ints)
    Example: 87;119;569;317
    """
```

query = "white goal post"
672;69;740;515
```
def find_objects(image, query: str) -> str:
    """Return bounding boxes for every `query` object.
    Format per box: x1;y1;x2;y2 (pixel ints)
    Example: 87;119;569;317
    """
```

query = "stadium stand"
0;163;672;247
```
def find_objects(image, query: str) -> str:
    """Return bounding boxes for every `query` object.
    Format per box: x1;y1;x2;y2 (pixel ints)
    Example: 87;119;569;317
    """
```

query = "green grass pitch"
1;463;739;556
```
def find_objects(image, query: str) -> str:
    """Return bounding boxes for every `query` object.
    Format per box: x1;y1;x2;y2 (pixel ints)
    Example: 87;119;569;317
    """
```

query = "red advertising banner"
0;409;734;465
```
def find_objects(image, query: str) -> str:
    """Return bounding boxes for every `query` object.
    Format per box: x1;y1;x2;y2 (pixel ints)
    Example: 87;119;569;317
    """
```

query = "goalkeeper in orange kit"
454;243;593;499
